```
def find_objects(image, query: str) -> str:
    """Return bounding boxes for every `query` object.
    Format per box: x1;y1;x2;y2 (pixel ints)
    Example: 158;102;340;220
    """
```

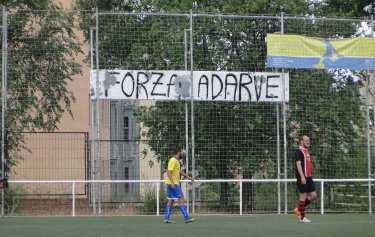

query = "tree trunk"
242;182;254;213
219;182;230;210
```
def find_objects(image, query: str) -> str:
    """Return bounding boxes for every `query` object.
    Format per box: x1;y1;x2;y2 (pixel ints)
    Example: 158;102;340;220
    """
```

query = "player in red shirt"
294;135;318;223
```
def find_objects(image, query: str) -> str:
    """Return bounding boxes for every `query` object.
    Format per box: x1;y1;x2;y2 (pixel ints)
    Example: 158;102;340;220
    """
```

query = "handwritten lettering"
92;70;289;102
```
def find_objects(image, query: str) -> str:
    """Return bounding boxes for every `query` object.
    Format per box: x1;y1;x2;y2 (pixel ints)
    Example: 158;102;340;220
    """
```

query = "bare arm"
180;170;194;181
296;160;306;184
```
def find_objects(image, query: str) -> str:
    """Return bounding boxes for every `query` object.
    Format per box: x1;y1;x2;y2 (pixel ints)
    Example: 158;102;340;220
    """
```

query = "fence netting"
1;10;374;216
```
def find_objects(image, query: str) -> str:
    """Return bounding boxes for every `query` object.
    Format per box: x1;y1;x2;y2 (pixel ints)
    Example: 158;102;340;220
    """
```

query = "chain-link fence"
89;11;375;215
1;9;375;216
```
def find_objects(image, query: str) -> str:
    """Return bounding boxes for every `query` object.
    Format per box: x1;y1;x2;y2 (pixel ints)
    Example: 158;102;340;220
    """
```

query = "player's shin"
165;204;173;220
179;205;189;220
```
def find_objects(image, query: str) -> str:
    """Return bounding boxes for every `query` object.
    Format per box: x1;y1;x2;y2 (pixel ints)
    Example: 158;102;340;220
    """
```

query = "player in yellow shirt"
164;148;196;224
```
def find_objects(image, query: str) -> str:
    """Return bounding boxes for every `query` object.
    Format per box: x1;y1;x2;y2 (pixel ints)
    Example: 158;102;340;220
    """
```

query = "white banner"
90;70;289;102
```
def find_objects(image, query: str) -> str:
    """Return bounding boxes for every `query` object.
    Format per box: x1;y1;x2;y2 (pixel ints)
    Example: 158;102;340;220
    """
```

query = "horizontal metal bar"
98;12;189;17
192;13;280;19
9;178;375;184
283;15;370;22
96;11;370;22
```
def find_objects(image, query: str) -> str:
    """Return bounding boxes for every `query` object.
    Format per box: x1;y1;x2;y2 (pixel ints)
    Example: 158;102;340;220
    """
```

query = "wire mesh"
91;12;374;215
0;9;374;216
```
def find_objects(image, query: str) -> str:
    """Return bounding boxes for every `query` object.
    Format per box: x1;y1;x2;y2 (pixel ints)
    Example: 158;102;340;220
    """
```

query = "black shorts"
296;176;316;193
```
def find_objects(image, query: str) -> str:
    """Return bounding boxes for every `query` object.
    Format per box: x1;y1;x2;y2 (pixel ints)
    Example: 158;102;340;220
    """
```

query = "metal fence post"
321;180;324;214
95;8;102;215
89;26;97;216
1;7;8;218
366;16;375;214
156;182;160;216
365;67;372;214
280;12;289;215
189;9;196;215
240;181;243;215
276;104;281;214
184;28;190;213
72;182;76;217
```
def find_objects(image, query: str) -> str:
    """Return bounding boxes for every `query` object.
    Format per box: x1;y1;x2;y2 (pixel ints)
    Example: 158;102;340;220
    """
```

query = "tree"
312;0;374;17
76;0;368;211
0;1;82;173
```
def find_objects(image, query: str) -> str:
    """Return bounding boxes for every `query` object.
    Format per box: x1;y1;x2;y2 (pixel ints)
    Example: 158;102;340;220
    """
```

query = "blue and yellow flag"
267;34;375;70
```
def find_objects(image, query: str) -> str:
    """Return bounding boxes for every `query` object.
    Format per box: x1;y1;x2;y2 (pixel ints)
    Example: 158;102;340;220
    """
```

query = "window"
124;116;129;140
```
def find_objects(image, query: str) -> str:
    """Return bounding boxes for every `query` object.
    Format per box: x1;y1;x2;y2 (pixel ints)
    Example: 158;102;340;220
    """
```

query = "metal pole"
369;15;374;215
189;9;196;214
320;181;324;214
366;69;372;214
280;12;288;215
95;8;102;215
89;27;97;215
239;181;243;215
1;7;8;217
72;182;76;217
184;28;190;213
156;182;160;216
276;104;281;214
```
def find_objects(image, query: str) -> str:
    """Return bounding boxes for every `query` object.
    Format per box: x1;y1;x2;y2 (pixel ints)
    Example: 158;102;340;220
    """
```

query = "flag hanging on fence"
266;34;375;70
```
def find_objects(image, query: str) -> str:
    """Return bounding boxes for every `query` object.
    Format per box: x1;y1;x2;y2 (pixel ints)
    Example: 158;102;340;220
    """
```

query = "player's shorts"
167;184;184;200
296;176;316;193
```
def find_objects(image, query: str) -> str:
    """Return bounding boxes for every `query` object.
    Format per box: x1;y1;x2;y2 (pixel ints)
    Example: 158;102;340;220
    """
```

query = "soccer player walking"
294;135;318;223
164;148;196;224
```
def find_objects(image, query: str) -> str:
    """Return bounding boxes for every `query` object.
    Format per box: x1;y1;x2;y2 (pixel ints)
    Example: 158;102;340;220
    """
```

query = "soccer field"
0;214;374;237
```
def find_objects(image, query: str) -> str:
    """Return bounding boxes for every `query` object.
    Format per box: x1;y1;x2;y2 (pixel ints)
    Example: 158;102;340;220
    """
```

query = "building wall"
11;1;161;200
10;0;90;195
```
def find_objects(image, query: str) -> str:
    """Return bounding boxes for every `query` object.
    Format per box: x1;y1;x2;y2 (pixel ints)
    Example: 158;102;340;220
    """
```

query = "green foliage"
0;2;82;172
311;0;374;17
134;101;187;171
75;0;310;15
0;0;50;9
3;185;26;215
138;184;167;214
76;0;370;208
328;183;369;212
288;70;366;178
252;183;278;211
199;182;240;213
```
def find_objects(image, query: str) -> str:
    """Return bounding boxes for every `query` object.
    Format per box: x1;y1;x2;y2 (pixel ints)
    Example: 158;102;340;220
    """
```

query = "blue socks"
165;204;172;220
179;205;189;220
166;204;189;221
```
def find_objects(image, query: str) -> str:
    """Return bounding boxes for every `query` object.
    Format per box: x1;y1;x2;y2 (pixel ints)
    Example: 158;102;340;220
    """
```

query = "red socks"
298;201;306;219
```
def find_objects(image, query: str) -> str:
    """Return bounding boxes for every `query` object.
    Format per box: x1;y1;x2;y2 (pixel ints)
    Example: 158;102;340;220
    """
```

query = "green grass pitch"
0;214;374;237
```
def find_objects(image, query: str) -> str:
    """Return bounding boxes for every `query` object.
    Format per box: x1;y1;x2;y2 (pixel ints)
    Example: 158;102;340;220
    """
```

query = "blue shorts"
167;184;184;200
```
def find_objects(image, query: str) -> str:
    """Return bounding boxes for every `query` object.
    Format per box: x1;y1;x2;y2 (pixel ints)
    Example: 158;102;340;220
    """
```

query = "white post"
72;182;76;217
189;9;196;215
89;26;97;216
184;28;190;213
320;181;324;214
369;15;374;215
1;7;8;218
239;181;243;215
95;8;102;216
280;12;288;215
276;104;281;214
156;182;160;216
368;70;373;215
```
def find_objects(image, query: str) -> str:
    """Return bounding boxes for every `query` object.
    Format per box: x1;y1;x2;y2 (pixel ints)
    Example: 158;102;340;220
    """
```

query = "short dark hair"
174;147;182;154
